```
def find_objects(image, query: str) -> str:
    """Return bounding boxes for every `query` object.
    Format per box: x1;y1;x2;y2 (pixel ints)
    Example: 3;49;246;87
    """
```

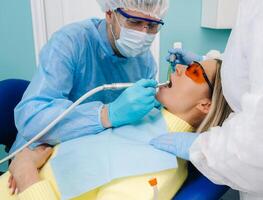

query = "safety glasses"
115;8;164;34
185;61;214;94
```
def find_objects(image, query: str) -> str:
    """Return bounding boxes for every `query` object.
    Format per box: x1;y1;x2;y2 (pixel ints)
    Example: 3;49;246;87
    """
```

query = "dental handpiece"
157;81;170;88
104;81;170;90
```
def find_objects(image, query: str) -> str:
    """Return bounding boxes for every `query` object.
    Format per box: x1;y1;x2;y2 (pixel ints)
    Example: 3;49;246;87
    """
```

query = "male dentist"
11;0;169;151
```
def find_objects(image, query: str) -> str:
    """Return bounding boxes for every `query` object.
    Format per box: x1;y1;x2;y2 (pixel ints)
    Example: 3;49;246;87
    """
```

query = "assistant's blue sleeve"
14;30;104;145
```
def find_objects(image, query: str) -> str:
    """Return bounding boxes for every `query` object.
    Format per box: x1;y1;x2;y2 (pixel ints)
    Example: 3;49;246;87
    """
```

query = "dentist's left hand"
108;79;157;127
166;48;203;67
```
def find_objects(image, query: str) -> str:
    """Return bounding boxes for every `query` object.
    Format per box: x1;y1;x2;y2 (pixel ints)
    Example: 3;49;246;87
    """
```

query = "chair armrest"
0;79;30;151
173;164;229;200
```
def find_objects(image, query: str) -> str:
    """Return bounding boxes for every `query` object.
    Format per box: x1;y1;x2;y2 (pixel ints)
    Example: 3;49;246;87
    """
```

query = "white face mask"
110;25;156;58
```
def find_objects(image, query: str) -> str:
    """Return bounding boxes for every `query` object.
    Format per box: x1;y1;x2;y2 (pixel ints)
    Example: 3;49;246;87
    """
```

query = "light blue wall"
159;0;231;82
0;0;36;81
0;0;36;172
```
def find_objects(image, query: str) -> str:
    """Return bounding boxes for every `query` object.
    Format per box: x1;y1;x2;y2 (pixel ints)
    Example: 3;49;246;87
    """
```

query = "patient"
0;59;232;200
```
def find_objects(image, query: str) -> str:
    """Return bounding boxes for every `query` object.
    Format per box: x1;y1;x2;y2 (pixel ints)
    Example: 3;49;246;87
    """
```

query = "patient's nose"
176;65;185;76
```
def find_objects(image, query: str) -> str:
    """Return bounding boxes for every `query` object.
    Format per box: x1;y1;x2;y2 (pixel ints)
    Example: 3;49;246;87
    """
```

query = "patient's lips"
168;80;172;88
168;73;173;88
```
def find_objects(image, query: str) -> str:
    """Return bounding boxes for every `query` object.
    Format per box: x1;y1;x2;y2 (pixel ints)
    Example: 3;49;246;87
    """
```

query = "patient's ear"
196;98;211;114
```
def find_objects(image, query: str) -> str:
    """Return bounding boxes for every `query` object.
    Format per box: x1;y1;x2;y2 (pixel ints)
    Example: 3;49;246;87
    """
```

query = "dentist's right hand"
108;79;157;127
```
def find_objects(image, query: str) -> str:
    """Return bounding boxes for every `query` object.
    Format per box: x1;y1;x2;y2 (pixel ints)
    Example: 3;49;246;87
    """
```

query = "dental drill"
0;81;170;165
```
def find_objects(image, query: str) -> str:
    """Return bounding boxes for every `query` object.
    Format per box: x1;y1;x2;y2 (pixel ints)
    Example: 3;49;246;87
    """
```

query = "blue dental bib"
50;109;178;199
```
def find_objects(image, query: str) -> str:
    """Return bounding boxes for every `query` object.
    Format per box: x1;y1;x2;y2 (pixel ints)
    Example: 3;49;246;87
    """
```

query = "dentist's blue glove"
154;99;162;110
166;48;203;68
109;79;157;127
150;132;199;160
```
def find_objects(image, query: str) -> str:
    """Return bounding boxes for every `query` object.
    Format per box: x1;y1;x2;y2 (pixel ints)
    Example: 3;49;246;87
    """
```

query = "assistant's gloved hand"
166;48;203;68
108;79;157;127
150;132;199;160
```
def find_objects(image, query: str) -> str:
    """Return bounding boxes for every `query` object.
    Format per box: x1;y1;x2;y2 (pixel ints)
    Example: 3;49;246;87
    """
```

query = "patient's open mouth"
167;73;173;88
168;80;172;88
167;74;173;88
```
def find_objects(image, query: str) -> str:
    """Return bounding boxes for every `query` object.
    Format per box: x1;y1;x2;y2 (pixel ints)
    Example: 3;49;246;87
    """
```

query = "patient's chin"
156;91;164;105
155;91;165;105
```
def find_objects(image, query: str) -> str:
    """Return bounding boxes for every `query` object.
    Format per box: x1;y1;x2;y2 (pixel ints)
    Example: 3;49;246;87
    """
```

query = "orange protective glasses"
185;61;214;94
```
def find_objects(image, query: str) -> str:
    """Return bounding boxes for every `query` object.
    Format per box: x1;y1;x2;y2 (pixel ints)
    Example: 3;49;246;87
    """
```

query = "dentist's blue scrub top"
11;18;156;151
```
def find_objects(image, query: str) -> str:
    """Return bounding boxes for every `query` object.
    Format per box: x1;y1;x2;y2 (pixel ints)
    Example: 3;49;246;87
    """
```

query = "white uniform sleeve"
189;0;263;195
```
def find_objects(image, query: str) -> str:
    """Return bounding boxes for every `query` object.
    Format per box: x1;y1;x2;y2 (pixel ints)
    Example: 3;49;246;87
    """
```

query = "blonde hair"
196;59;232;133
